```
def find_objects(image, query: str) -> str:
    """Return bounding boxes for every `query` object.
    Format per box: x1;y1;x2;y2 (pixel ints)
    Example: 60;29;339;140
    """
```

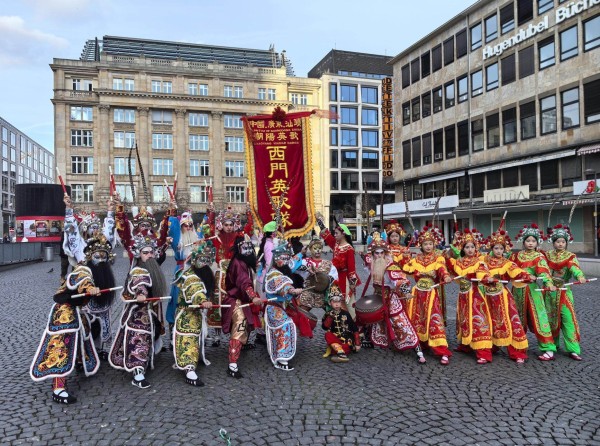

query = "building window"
190;159;209;177
188;113;208;127
432;44;442;71
152;158;173;176
330;172;338;190
224;85;233;97
71;184;93;202
501;54;516;85
114;108;135;123
422;133;432;164
258;88;266;100
152;110;173;124
234;86;243;98
561;88;580;129
152;80;172;93
457;76;468;103
71;130;93;147
152;185;169;202
340;85;357;102
503;107;517;144
114;131;135;148
401;64;410;88
539;37;555;70
457;121;469;157
540;160;559;189
486;63;499;91
362;130;378;148
362;108;378;125
471;23;482;51
225;136;244;152
521;163;538;191
225;160;245;177
290;93;308;105
411;98;420;122
472;119;484;152
189;135;209;151
421;51;431;77
422;92;431;117
199;84;208;96
561;157;582;187
363;172;379;191
70;106;93;121
540;95;557;135
268;88;276;100
361;86;378;104
584;79;600;124
152;133;173;150
518;0;533;25
113;78;122;90
330;128;338;146
188;83;198;95
471;70;483;97
330;83;338;101
538;0;553;14
341;129;357;146
115;184;134;202
224;114;243;128
189;185;208;203
72;78;93;91
71;156;93;174
402;140;411;169
341;173;359;190
362;151;379;169
445;81;455;108
500;3;515;34
485;14;498;42
560;26;578;61
433;130;443;162
503;168;519;187
433;87;443;113
411;58;420;83
412;137;422;167
114;158;135;175
520;101;536;140
445;125;456;159
456;29;468;58
341;150;358;168
584;14;600;51
443;37;454;66
487;113;500;148
519;45;535;78
340;107;358;125
402;102;410;125
472;173;485;198
330;105;338;124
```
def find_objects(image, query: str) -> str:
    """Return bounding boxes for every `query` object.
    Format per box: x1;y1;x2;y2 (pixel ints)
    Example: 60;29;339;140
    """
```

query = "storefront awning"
577;143;600;156
467;149;576;175
418;170;465;184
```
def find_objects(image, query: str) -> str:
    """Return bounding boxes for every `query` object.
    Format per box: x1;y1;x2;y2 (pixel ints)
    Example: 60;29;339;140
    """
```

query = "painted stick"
453;214;458;232
56;166;67;195
164;179;174;200
239;297;278;308
535;278;596;291
188;304;231;308
173;172;178;196
71;286;123;299
144;296;171;302
109;166;115;196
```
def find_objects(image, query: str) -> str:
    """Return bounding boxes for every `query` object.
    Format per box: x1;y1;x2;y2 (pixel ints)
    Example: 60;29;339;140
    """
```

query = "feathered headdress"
417;225;443;247
215;206;241;231
385;220;406;238
516;223;545;243
132;206;157;231
547;224;573;243
454;228;484;250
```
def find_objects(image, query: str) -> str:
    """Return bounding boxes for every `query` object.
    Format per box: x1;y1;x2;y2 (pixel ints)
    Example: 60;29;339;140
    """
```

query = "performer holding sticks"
322;283;360;363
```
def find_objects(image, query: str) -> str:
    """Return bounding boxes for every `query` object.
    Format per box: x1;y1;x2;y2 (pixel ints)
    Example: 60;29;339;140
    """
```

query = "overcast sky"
0;0;475;152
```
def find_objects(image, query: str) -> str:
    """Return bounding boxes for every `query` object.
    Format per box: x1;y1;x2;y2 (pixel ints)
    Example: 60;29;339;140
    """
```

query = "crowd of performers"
30;192;592;405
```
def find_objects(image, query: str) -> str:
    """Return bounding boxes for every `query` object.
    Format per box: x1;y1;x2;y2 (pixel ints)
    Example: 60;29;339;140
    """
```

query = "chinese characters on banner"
243;109;316;238
382;77;393;178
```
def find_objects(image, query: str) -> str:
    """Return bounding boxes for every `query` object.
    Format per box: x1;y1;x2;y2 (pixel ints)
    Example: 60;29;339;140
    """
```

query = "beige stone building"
52;36;323;220
387;0;600;253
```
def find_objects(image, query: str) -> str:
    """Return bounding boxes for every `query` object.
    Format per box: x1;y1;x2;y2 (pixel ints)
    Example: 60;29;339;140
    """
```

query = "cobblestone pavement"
2;249;600;446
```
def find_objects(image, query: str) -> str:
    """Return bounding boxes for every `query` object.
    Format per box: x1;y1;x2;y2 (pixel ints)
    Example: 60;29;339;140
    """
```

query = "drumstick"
239;297;278;308
188;304;231;308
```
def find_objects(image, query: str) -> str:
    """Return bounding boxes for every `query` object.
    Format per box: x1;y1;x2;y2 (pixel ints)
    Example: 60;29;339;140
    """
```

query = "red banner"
243;109;316;238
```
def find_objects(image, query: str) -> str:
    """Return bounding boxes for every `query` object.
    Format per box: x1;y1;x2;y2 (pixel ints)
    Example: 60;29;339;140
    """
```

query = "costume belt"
551;277;565;287
416;277;435;291
485;283;503;295
458;279;471;292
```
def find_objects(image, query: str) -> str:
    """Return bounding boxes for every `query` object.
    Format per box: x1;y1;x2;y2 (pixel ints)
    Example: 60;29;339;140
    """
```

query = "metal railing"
0;243;45;265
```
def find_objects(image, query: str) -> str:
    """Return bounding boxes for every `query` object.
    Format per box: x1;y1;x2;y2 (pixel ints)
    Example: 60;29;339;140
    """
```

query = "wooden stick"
188;304;231;308
71;286;123;299
239;297;278;308
144;296;171;302
56;166;67;195
173;172;178;196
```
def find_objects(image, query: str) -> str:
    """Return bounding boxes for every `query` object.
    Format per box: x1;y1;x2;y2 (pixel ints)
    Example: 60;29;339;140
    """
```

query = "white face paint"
240;243;254;256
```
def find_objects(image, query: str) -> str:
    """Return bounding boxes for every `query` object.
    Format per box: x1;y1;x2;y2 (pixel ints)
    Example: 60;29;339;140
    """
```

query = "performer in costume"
172;241;216;386
510;224;557;361
322;283;360;363
222;234;262;378
481;227;530;363
316;215;361;319
385;221;411;266
446;229;495;364
401;225;453;365
30;257;102;404
109;233;168;388
544;224;586;360
257;221;277;289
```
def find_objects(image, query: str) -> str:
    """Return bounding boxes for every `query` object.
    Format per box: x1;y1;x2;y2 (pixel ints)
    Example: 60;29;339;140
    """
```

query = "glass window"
501;54;516;85
539;37;555;69
561;88;580;129
71;156;93;174
538;0;553;14
331;150;338;168
268;88;276;100
340;107;358;125
472;174;485;198
199;84;208;96
402;140;411;169
486;63;499;91
225;186;245;203
401;64;410;88
113;78;123;90
71;184;94;202
330;128;338;146
433;130;443;162
540;160;559;189
152;110;172;124
518;0;533;25
124;79;134;91
152;133;173;149
114;131;135;148
114;108;135;123
189;135;209;151
402;102;410;125
485;14;498;42
422;133;432;164
188;83;198;95
189;185;208;203
503;168;519;187
224;136;244;152
457;121;469;156
340;173;359;190
225;160;245;177
362;108;378;125
330;172;338;190
70;106;93;121
152;158;173;176
500;3;515;34
471;70;483;97
234;86;243;98
584;79;600;124
560;26;578;60
443;37;454;66
540;95;557;135
432;45;442;71
471;23;482;51
412;137;422;167
330;83;337;101
258;88;266;100
457;75;468;103
445;81;455;108
584;14;600;51
189;113;209;127
456;29;468;58
341;151;358;168
487;113;500;148
433;87;443;113
520;101;536;140
411;58;420;83
362;130;378;147
224;114;243;128
472;119;484;152
561;157;582;187
445;125;456;159
341;129;357;146
422;92;432;117
519;45;535;78
114;157;135;175
503;107;517;144
412;98;420;122
421;52;431;77
224;85;233;97
362;151;379;169
521;163;538;191
70;130;93;147
361;86;378;104
340;85;357;102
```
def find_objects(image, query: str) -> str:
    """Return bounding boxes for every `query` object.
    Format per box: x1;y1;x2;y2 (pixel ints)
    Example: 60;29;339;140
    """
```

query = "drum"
355;293;385;326
310;272;330;293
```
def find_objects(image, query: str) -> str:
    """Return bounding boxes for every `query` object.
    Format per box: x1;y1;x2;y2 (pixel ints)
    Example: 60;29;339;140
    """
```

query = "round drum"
309;272;330;293
355;293;385;326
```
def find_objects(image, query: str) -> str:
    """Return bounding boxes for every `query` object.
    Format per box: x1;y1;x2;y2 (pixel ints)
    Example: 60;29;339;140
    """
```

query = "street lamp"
585;169;598;257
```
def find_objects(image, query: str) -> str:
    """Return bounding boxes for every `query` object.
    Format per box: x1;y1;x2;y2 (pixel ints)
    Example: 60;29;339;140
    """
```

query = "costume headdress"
417;224;443;247
215;206;241;231
132;206;157;231
180;210;194;227
328;282;344;302
336;223;351;236
484;212;512;251
516;223;545;243
547;224;573;243
308;236;323;250
263;220;277;233
385;220;406;238
454;228;484;250
190;240;216;268
272;236;293;261
83;232;115;263
78;211;102;237
368;232;389;253
131;233;158;258
237;233;254;250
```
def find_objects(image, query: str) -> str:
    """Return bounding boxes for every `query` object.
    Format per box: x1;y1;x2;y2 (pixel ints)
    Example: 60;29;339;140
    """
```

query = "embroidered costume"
322;284;360;363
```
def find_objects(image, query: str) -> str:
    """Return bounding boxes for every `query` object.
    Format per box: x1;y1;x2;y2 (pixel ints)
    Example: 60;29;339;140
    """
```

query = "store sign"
484;185;529;203
381;77;393;178
573;179;600;195
483;0;599;59
378;195;459;216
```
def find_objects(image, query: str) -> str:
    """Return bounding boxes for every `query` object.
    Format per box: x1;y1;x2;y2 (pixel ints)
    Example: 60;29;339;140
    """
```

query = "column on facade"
174;108;187;205
98;104;111;207
55;103;67;179
136;106;150;205
210;111;224;206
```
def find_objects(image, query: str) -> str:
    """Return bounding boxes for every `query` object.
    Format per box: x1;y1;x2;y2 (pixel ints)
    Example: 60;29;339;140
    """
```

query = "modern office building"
1;117;55;234
386;0;600;253
309;50;395;243
52;36;323;218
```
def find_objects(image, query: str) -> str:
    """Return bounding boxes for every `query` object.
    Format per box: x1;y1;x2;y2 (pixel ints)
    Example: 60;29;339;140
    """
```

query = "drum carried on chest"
355;293;385;326
308;272;330;293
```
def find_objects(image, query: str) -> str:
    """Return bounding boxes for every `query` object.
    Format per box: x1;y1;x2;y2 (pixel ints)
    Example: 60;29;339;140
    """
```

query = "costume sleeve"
168;216;182;254
402;258;416;274
568;255;585;281
115;204;133;252
506;261;528;280
346;248;361;286
535;257;554;287
157;211;171;249
63;208;86;263
322;313;334;330
320;228;336;250
103;211;116;246
243;208;253;235
475;261;494;284
264;239;273;267
180;273;208;306
436;256;451;282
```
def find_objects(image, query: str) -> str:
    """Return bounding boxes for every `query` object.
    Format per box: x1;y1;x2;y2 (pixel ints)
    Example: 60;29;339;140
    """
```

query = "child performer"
322;283;361;363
